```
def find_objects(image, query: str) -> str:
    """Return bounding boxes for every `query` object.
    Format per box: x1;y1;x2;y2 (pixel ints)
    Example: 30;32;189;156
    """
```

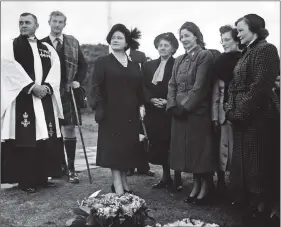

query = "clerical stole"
12;36;58;147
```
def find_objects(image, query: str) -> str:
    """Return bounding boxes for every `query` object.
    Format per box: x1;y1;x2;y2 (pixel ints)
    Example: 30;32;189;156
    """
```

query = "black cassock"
1;35;62;186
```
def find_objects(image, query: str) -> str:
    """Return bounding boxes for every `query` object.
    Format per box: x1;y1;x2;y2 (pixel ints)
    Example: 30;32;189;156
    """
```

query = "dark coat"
129;49;146;70
225;39;280;202
166;46;216;173
90;54;143;170
143;57;174;165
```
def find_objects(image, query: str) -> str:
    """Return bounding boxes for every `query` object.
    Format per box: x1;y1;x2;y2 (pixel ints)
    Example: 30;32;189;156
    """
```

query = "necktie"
55;38;62;52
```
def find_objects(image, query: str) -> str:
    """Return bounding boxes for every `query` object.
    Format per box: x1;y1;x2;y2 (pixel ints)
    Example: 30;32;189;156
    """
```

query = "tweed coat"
142;57;174;165
90;54;143;170
41;35;88;125
225;39;280;202
166;45;217;173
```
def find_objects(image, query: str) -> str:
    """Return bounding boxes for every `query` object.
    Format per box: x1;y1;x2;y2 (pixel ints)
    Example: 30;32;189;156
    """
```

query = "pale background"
1;1;280;59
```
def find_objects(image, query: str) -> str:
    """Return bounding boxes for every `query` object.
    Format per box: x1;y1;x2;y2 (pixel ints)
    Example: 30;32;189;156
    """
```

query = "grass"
0;165;244;227
1;112;245;227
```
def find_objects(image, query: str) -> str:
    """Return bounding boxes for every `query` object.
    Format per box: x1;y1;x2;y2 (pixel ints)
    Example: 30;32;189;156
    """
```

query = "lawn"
1;112;245;227
0;165;244;227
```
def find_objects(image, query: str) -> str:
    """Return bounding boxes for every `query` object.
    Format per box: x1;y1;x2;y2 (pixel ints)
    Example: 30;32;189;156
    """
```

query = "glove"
212;120;220;134
167;106;186;119
94;106;105;123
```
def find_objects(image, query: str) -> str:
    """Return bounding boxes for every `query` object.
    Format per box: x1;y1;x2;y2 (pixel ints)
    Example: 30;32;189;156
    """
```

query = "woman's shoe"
111;184;115;193
152;179;172;189
124;190;134;194
21;187;37;193
184;195;197;203
193;195;211;205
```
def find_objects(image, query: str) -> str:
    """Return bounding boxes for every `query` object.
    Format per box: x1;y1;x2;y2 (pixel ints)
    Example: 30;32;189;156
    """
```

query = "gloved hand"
167;106;186;119
94;106;105;123
212;120;220;134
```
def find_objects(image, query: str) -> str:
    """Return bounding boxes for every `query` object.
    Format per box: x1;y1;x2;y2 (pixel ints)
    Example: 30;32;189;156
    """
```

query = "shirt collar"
126;48;131;56
185;45;201;60
49;34;64;43
27;36;37;42
247;34;258;48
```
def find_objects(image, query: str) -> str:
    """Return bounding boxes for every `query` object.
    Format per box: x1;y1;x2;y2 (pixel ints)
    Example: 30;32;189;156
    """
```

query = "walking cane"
140;107;149;153
70;87;92;184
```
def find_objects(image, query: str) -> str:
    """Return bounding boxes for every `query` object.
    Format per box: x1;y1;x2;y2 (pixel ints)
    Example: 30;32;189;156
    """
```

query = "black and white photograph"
1;1;280;227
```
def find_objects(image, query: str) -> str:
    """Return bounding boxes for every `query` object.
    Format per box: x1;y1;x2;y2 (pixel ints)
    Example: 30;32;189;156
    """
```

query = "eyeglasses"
220;38;234;44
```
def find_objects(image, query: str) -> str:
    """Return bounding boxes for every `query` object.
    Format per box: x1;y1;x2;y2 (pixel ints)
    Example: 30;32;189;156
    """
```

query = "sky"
1;1;280;59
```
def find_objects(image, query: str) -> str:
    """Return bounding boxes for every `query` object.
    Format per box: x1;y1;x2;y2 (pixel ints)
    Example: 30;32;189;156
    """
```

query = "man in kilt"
41;11;88;184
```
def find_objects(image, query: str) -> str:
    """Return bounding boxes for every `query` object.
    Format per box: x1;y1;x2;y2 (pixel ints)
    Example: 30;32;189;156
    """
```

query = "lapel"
239;39;266;67
188;45;202;62
42;36;54;48
163;57;174;82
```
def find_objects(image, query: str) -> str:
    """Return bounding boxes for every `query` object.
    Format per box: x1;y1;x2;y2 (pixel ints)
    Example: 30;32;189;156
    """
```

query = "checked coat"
225;39;280;203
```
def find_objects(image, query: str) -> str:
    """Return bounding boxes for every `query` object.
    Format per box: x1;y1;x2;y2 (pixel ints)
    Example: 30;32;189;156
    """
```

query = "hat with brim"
154;32;179;51
106;23;130;50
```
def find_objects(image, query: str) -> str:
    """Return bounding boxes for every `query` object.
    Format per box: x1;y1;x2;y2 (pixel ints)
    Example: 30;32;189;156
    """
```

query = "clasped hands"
32;84;51;99
150;98;167;108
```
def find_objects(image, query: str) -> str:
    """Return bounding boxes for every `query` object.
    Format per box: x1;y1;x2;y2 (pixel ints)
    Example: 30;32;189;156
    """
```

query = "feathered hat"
106;23;141;51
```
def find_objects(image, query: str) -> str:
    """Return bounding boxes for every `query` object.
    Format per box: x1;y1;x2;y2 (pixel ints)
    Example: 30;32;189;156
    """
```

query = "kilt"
60;91;82;126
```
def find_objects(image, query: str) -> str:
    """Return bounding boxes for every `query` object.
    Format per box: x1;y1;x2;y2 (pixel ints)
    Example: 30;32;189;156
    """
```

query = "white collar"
186;45;197;54
49;33;64;43
27;36;37;42
126;48;131;56
247;35;258;47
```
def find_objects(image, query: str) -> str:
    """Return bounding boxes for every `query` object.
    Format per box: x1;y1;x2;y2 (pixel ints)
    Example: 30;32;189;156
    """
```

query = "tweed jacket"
41;34;88;86
226;39;280;122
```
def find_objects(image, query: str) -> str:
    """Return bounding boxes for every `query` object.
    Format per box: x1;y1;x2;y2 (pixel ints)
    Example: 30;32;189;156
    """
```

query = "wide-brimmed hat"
154;32;179;51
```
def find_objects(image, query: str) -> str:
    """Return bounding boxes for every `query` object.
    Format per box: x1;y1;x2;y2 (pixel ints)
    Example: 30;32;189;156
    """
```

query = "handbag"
73;87;88;109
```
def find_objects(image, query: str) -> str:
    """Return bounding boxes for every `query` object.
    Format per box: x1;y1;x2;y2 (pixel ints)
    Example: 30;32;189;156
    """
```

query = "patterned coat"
41;35;88;125
225;39;280;202
166;45;217;173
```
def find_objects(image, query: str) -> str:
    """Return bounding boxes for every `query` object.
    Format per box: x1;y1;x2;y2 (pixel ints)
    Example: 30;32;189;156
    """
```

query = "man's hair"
49;11;67;23
20;13;38;24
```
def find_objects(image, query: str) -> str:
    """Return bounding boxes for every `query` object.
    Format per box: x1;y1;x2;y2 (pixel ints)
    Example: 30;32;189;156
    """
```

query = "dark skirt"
144;108;171;165
148;141;170;165
60;91;82;126
1;138;62;184
169;113;216;173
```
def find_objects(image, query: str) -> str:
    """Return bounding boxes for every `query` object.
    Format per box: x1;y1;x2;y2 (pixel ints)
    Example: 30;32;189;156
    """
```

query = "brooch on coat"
39;49;51;59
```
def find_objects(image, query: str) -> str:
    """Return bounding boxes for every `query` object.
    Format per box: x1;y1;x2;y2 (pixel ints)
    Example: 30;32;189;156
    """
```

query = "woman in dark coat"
225;14;280;223
166;22;216;204
142;32;182;190
90;24;143;195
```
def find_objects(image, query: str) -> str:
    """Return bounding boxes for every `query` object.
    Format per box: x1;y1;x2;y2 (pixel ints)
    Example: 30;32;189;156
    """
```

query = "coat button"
128;119;132;122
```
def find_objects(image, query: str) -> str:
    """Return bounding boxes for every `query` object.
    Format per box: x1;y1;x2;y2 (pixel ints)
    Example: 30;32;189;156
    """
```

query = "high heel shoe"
184;192;199;203
152;178;173;189
111;184;133;194
111;184;115;193
124;190;134;194
193;194;212;205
